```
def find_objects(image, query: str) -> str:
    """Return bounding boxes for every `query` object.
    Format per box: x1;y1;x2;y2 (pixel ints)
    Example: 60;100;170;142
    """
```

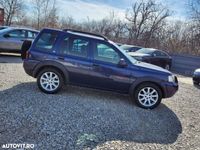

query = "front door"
89;41;132;93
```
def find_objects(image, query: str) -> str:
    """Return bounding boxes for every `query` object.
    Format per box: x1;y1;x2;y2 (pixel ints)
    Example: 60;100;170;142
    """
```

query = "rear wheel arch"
33;62;69;84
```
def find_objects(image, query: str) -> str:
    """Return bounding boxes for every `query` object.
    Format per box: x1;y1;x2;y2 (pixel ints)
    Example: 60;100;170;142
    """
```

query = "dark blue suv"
23;28;178;109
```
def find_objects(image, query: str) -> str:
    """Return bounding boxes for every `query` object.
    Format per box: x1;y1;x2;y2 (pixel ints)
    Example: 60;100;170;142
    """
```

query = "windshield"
136;48;155;54
111;42;138;64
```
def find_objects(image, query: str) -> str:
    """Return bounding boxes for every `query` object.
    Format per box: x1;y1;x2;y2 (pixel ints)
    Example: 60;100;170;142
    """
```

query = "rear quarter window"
35;32;58;52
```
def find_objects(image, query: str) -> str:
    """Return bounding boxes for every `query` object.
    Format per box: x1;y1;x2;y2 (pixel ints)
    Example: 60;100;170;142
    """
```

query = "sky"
56;0;189;21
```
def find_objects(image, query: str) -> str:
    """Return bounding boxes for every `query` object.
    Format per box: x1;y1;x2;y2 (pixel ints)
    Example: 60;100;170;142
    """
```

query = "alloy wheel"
138;87;159;107
40;72;60;92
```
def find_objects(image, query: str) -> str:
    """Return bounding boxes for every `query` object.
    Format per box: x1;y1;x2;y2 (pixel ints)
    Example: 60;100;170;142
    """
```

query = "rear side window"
35;32;57;51
59;36;89;58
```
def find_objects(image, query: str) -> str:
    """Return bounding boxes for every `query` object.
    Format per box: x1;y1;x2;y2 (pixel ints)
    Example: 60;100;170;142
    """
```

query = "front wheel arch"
129;81;165;99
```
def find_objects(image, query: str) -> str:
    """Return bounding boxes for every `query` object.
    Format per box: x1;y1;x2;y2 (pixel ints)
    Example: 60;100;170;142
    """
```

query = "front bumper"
162;77;179;98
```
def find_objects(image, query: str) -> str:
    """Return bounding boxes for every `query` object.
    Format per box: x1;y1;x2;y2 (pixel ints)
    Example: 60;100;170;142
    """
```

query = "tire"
37;68;64;94
134;83;162;109
21;40;32;60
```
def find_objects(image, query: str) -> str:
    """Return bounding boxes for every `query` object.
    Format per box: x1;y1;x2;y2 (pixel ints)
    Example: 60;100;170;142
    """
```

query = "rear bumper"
23;59;39;77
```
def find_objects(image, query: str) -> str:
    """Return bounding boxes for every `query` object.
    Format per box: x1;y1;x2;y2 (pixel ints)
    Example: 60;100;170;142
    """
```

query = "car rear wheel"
134;83;162;109
37;68;63;94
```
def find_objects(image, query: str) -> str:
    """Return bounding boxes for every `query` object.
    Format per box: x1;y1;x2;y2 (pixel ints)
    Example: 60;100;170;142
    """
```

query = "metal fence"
171;54;200;76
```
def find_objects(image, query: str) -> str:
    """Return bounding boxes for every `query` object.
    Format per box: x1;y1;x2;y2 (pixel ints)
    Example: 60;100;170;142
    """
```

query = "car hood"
128;52;151;57
134;61;171;74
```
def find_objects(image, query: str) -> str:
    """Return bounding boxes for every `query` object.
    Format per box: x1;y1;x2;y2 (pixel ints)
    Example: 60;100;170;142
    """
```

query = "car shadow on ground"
0;82;182;149
0;53;22;63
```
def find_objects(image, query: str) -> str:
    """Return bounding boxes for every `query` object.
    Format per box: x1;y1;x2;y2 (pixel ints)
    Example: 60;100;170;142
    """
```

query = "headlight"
168;75;175;82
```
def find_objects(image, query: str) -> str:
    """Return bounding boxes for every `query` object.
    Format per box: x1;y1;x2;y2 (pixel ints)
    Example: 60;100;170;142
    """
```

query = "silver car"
0;27;39;53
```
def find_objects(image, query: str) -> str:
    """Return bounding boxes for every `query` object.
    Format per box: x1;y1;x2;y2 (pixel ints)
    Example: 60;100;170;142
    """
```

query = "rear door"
57;34;93;85
88;41;132;93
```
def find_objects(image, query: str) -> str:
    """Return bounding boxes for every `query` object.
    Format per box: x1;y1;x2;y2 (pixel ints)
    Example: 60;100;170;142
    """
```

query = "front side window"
7;30;26;38
35;32;57;51
94;43;120;64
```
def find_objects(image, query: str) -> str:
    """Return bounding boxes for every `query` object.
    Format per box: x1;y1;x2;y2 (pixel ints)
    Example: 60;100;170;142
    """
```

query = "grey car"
0;27;39;53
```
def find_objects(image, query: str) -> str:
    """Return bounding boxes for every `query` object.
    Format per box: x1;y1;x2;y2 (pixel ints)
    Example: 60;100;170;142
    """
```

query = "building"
0;8;4;25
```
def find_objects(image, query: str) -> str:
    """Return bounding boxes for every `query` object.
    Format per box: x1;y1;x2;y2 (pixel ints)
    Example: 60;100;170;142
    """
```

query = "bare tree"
188;0;200;55
32;0;58;29
125;0;170;46
0;0;24;25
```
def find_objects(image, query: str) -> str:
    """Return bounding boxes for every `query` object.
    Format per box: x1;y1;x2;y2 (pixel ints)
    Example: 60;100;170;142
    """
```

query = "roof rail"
63;29;108;41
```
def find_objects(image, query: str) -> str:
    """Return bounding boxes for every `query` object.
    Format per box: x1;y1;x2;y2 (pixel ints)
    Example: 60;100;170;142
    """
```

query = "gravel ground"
0;54;200;150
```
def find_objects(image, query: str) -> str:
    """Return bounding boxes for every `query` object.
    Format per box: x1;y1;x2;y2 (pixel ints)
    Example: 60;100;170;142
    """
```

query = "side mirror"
4;34;10;38
118;58;127;68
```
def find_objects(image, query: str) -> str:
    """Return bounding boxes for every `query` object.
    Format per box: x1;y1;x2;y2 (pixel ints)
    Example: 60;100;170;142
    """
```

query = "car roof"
42;28;108;41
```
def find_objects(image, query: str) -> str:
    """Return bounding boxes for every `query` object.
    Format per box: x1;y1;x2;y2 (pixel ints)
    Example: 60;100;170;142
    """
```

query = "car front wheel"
134;83;162;109
37;68;63;94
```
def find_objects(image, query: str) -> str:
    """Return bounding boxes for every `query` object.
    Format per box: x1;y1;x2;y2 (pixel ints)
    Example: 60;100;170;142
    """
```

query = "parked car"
193;69;200;86
0;27;39;53
23;28;178;109
128;48;172;70
120;44;143;52
0;26;9;30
